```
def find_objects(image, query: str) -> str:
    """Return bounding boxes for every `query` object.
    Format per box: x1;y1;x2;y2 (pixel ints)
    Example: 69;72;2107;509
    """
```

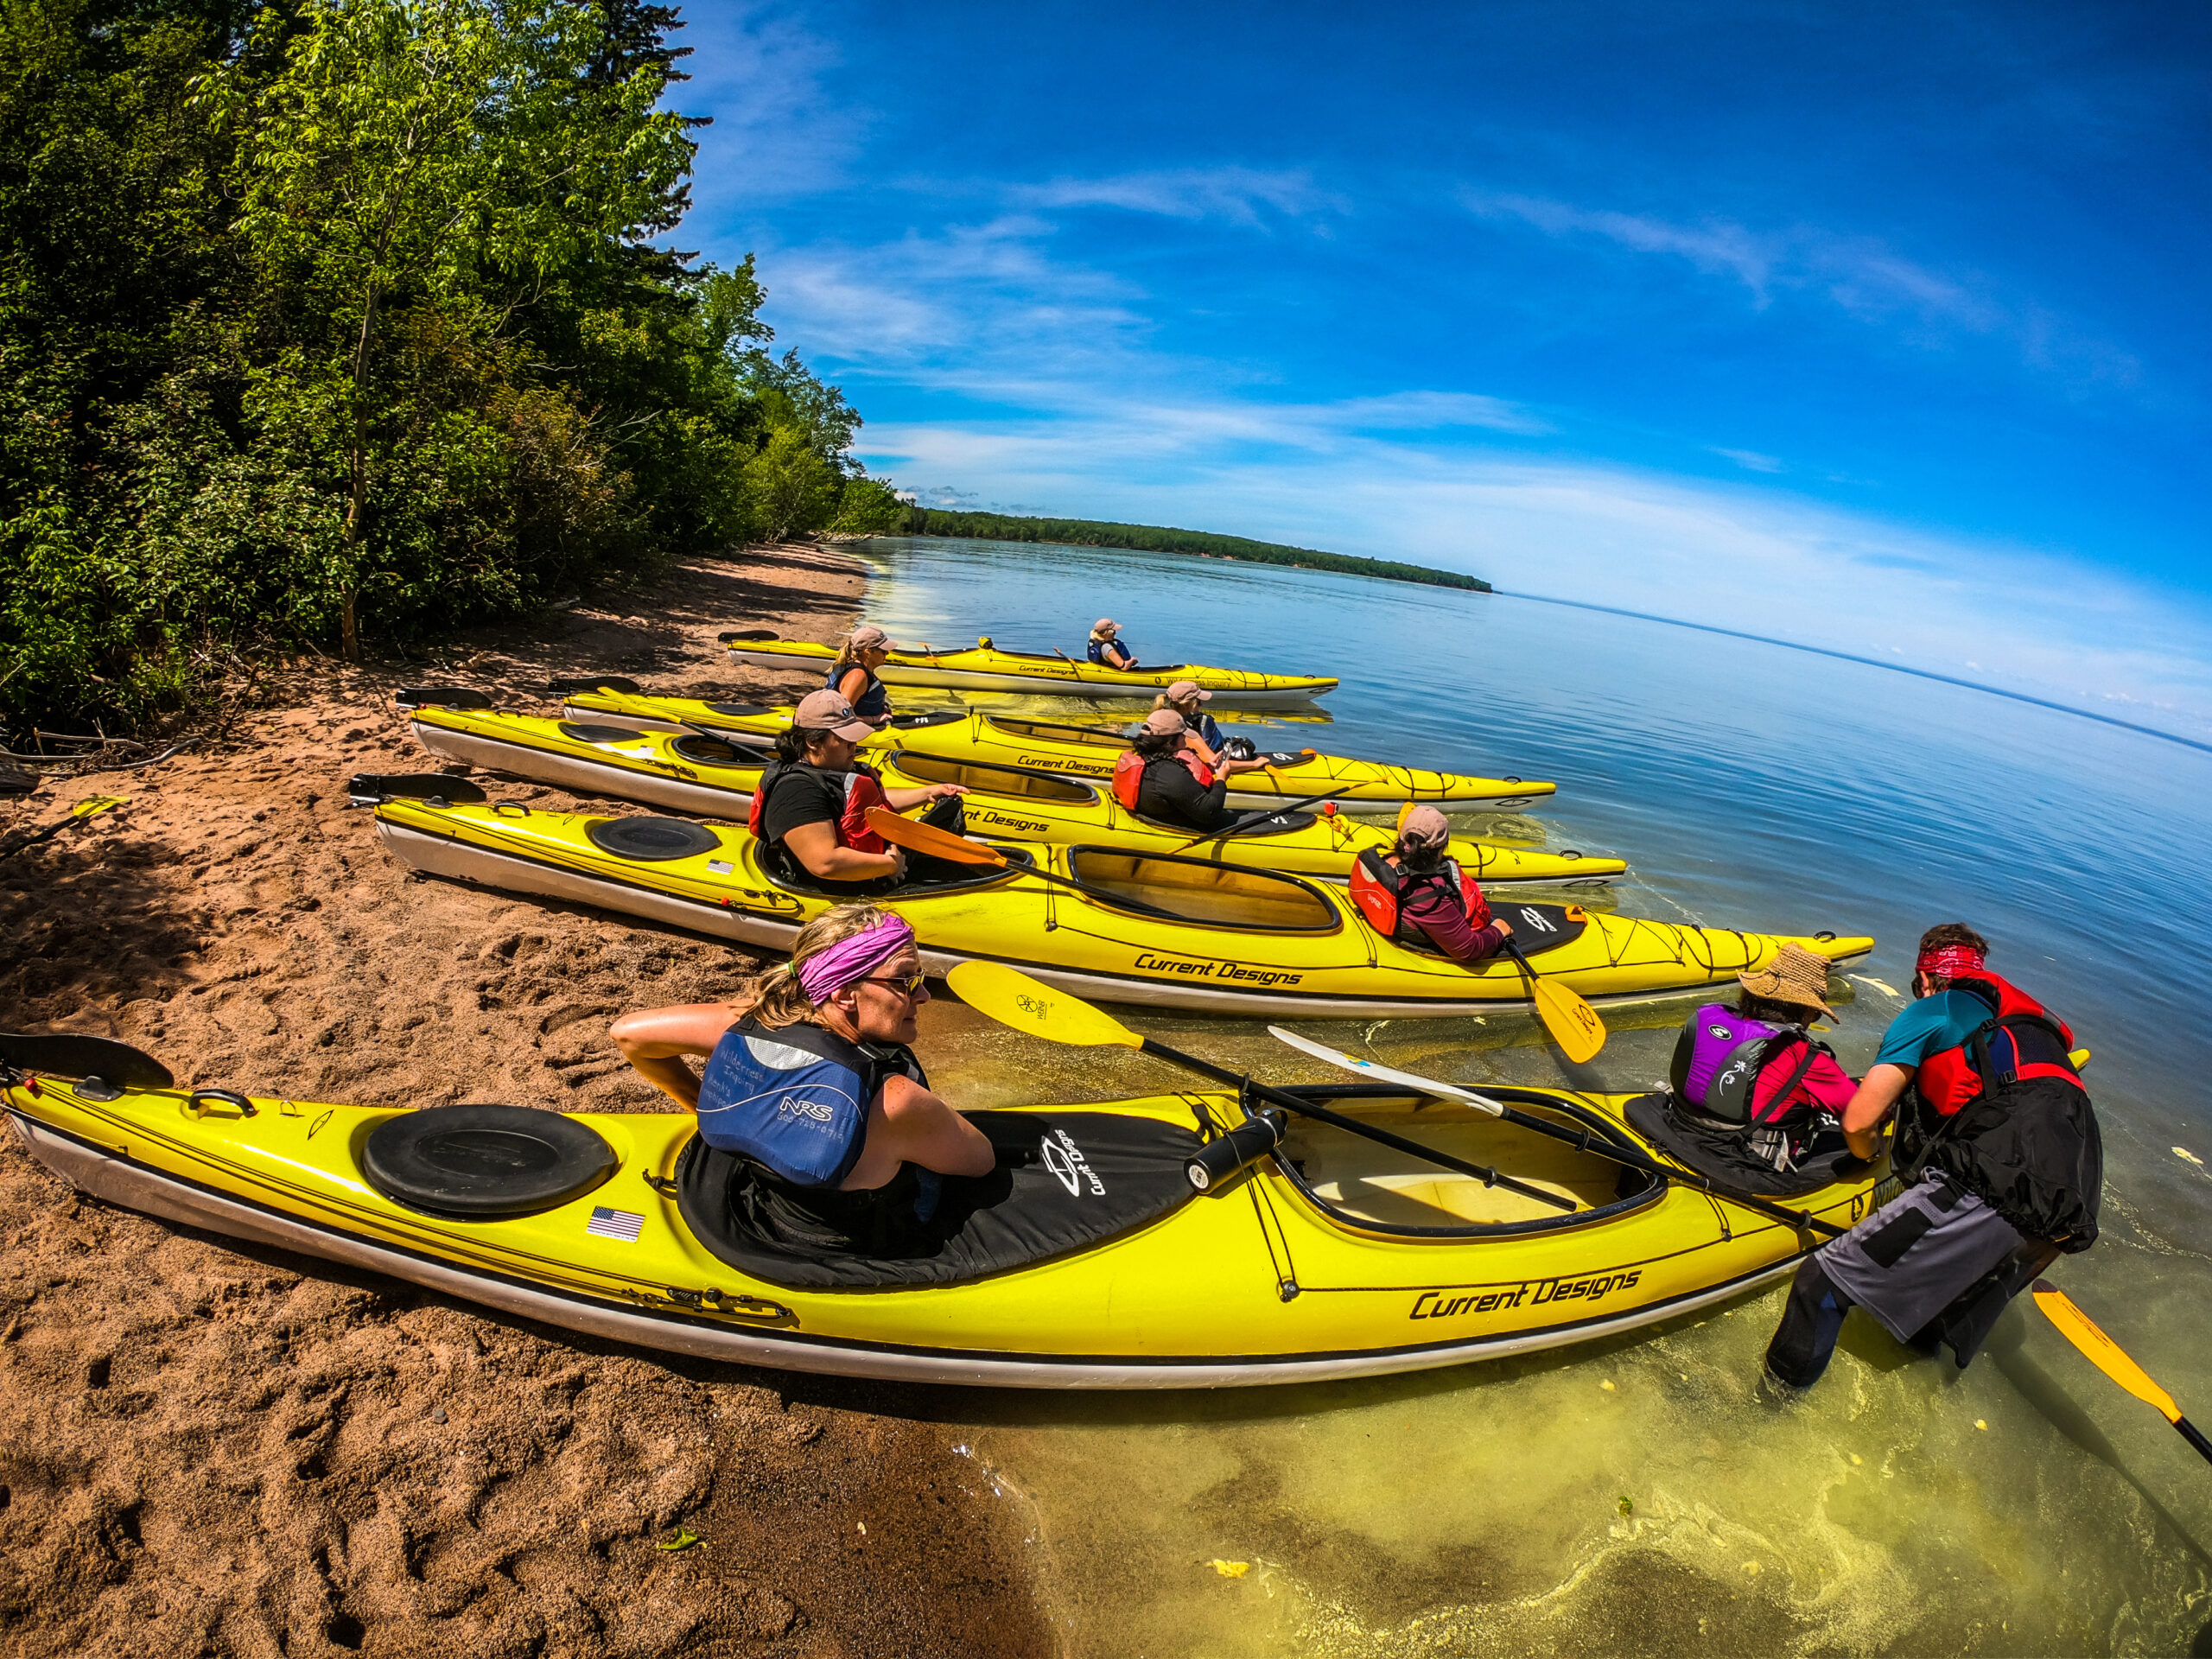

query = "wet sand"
0;545;1052;1657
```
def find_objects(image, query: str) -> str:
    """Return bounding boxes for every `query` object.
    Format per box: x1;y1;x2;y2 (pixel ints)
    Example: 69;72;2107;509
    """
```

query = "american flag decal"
586;1206;644;1242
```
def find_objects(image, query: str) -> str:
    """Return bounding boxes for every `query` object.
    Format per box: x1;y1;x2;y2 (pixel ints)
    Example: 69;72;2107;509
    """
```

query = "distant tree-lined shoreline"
893;508;1491;592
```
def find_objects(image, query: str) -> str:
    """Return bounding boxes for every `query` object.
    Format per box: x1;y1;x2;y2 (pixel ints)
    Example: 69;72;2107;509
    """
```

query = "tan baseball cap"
1091;618;1121;636
1141;709;1187;735
1166;679;1210;702
1400;804;1452;849
792;690;878;742
847;624;892;651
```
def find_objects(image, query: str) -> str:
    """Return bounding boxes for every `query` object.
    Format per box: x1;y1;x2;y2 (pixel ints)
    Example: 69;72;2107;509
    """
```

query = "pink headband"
1916;944;1986;981
796;915;916;1004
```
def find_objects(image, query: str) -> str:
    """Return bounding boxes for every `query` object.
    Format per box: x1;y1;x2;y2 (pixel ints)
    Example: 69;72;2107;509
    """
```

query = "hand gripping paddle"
2033;1281;2212;1467
862;806;1185;918
945;961;1574;1209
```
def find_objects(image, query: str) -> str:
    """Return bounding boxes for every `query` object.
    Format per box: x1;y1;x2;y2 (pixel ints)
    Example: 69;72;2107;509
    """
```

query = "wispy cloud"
674;5;865;207
1713;446;1784;473
1013;167;1347;227
1461;188;2139;391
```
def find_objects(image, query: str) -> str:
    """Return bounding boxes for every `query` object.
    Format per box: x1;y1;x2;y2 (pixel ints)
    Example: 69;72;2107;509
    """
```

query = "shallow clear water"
855;536;2212;1655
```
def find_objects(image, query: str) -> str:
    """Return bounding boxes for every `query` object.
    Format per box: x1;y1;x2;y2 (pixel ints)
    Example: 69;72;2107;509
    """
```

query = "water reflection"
854;537;2212;1656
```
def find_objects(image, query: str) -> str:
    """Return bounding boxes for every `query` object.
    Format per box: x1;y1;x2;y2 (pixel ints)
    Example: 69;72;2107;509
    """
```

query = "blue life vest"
694;1016;925;1186
1193;710;1226;751
824;660;889;718
1087;636;1135;667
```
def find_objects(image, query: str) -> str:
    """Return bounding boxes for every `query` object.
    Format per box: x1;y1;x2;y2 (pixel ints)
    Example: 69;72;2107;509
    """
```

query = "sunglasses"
863;970;927;998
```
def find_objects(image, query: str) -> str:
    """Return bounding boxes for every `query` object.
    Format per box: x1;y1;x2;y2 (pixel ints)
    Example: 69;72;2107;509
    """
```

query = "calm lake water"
850;535;2212;1656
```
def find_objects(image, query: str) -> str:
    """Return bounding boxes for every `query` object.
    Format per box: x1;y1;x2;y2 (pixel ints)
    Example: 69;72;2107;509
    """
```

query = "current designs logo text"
1408;1269;1643;1320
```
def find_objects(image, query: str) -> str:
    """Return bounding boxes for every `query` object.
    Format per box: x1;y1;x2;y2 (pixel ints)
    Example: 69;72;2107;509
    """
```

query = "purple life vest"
1669;1003;1813;1124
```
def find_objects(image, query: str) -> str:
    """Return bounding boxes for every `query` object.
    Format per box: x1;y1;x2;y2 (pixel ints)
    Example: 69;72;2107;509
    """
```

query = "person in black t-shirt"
755;690;965;888
1127;709;1242;834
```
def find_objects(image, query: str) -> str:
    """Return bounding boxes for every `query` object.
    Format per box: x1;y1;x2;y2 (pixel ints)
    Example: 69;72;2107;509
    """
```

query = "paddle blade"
1529;972;1606;1063
945;962;1142;1049
862;805;999;865
2033;1281;2184;1423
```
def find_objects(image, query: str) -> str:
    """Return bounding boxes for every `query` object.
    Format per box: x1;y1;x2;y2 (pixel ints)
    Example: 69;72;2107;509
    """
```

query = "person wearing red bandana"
1763;922;2102;1393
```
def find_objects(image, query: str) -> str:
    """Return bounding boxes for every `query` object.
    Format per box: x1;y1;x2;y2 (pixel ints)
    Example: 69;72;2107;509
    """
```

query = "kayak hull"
6;1073;1880;1389
726;639;1336;706
369;802;1872;1019
404;708;1619;887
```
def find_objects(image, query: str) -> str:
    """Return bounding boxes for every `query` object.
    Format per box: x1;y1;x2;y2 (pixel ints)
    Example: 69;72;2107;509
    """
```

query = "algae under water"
857;536;2212;1655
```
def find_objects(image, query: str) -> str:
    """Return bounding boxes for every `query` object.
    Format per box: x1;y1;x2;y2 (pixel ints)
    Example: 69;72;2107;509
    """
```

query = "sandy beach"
0;544;1051;1658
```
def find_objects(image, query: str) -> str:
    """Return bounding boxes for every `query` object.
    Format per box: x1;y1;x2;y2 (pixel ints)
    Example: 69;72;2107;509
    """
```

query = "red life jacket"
747;761;889;854
1914;971;2081;1118
1349;849;1488;939
1111;750;1213;811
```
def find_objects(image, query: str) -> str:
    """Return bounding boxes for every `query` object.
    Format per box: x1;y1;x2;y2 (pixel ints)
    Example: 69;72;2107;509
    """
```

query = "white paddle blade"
1265;1027;1504;1117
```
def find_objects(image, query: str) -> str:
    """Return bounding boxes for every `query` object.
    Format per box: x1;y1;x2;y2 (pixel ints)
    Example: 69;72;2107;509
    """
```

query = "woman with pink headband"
610;906;994;1234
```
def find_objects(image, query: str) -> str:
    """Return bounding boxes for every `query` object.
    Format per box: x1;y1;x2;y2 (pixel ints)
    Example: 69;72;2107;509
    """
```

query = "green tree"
741;425;840;544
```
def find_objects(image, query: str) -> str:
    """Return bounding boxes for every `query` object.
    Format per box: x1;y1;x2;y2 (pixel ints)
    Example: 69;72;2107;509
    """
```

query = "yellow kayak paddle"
2033;1280;2212;1466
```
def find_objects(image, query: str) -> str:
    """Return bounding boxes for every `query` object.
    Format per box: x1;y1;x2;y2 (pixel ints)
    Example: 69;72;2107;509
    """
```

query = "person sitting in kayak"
1351;805;1513;963
1113;709;1243;834
1154;681;1270;779
611;906;996;1240
1763;923;2102;1392
1667;942;1857;1172
1086;618;1138;671
825;623;895;725
751;690;964;890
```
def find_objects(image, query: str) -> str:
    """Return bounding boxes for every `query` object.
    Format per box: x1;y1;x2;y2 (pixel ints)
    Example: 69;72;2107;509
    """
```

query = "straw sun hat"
1738;943;1839;1020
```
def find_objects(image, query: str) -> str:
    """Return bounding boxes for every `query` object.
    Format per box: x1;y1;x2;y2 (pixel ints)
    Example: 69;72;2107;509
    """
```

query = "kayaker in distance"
611;906;996;1248
1763;923;2103;1392
1087;618;1138;671
749;690;966;890
1154;680;1271;779
1350;805;1513;963
1113;709;1244;833
1667;942;1858;1173
825;623;895;724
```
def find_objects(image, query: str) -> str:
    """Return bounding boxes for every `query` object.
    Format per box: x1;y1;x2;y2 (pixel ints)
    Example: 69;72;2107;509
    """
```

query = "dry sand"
0;546;1053;1658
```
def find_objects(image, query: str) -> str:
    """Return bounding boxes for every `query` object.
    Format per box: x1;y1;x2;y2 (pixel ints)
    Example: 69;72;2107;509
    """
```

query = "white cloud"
672;5;864;207
1713;446;1784;473
1013;167;1347;226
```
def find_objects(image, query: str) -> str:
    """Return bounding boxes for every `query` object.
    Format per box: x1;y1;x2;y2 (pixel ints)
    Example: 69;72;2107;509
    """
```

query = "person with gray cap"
1086;618;1138;671
826;624;896;723
1111;709;1243;833
1349;805;1513;963
749;690;966;890
1153;681;1269;779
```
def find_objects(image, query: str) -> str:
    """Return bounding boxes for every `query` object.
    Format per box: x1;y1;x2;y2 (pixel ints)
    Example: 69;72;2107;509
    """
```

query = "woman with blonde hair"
611;906;995;1229
1085;617;1137;671
825;624;895;723
1152;679;1269;779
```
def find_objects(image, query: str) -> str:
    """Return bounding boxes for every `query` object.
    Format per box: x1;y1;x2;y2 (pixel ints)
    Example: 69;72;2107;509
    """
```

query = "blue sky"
668;1;2212;741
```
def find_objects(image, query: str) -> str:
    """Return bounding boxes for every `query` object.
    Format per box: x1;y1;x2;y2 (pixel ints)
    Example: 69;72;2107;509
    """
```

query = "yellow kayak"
397;696;1621;888
550;680;1556;813
718;631;1337;705
2;1032;1885;1389
358;783;1872;1019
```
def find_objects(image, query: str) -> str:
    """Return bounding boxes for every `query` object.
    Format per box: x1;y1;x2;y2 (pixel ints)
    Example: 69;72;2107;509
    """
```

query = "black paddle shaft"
1137;1038;1576;1212
1173;787;1351;849
2177;1416;2212;1467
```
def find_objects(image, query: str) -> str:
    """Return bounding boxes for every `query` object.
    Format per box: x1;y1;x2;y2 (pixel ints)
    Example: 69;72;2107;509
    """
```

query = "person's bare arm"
1842;1064;1914;1160
609;1002;744;1109
839;1072;997;1189
783;818;904;881
835;665;870;705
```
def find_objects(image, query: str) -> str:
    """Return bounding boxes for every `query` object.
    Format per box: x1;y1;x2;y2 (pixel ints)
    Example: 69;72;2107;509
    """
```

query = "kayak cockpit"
1271;1086;1662;1236
887;750;1102;804
981;715;1132;751
1068;848;1341;931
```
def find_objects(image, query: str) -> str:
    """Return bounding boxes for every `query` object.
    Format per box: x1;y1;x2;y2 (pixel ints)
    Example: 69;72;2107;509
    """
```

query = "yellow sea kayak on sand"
356;781;1871;1019
547;679;1556;813
2;1032;1885;1389
716;630;1337;706
396;696;1620;888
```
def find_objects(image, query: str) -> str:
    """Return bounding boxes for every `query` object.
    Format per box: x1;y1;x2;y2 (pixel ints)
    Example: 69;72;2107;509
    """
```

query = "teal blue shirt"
1873;990;1992;1071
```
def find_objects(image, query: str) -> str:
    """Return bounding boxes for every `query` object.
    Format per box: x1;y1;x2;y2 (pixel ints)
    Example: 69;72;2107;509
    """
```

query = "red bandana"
1915;944;1986;981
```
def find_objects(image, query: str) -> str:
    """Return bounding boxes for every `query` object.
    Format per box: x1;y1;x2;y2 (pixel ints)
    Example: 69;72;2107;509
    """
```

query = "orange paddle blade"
862;805;1000;865
2033;1281;2184;1423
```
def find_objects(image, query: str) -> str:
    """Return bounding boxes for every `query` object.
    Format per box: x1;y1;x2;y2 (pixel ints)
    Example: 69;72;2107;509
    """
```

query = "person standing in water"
1350;804;1514;964
825;624;896;725
612;906;995;1249
1086;618;1137;671
1763;923;2102;1390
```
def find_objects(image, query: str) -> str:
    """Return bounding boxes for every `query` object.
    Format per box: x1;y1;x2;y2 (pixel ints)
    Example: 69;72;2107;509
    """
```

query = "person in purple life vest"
1762;923;2102;1394
1349;804;1514;963
611;906;995;1222
1669;942;1857;1158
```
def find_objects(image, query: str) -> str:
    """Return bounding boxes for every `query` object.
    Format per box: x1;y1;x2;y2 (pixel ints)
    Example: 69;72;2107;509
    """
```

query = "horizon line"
1494;588;2212;760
